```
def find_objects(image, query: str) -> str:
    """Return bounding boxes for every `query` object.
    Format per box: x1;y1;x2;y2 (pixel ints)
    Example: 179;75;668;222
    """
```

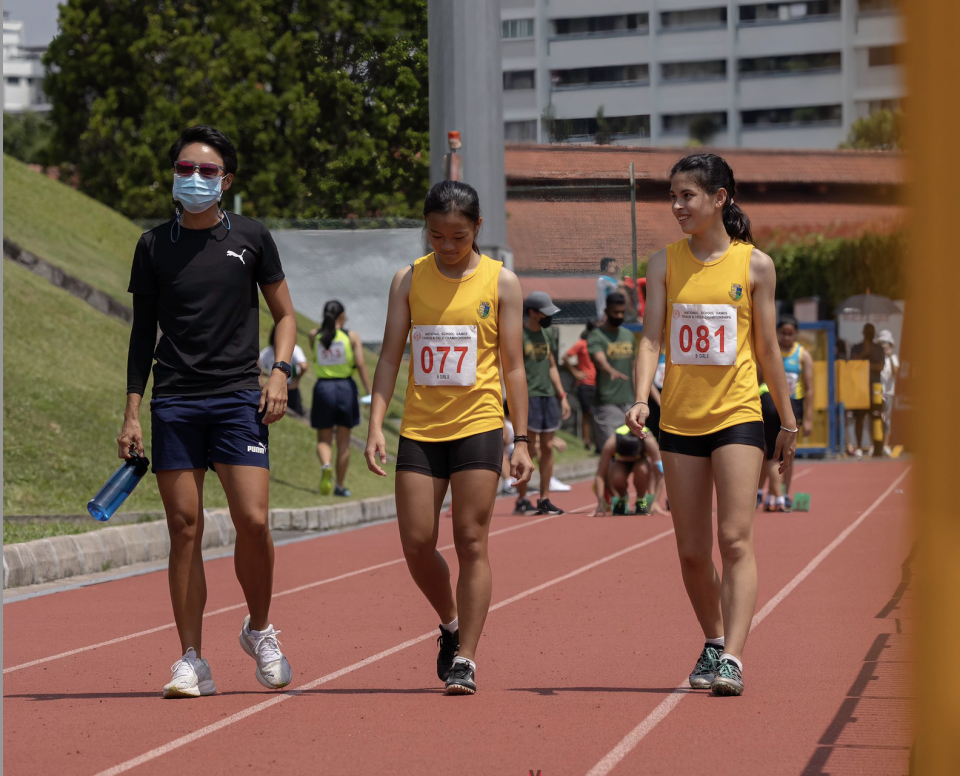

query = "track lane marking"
584;465;910;776
91;526;676;776
5;503;601;675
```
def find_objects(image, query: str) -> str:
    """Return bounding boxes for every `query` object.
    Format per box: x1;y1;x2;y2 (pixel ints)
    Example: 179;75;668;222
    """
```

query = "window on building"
661;60;727;82
868;46;900;67
553;13;649;36
739;52;842;76
858;0;897;12
662;112;728;136
567;114;650;138
504;70;536;90
660;7;727;31
5;76;21;86
741;104;843;128
739;1;841;24
553;64;649;88
502;19;535;39
865;98;901;113
505;120;538;142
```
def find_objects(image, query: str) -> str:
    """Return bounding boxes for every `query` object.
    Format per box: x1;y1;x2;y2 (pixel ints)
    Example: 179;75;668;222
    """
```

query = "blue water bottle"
87;452;150;522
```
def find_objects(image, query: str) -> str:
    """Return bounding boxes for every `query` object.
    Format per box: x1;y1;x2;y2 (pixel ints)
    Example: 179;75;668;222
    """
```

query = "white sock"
756;488;763;497
441;617;458;633
719;652;742;671
776;496;786;507
452;656;476;671
705;636;725;648
766;495;775;506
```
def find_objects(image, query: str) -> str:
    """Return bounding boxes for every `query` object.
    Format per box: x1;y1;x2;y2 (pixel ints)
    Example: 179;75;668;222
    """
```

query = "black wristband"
513;435;530;444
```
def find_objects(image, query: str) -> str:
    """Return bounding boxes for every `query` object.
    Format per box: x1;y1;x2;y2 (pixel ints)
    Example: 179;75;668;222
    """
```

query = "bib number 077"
420;345;470;375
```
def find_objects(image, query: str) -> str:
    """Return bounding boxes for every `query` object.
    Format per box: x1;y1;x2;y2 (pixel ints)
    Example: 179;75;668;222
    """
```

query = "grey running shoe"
711;658;744;696
444;661;476;695
689;644;721;689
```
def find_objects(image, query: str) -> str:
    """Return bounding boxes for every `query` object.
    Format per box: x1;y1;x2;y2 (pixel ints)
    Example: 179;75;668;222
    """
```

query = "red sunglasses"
173;160;225;178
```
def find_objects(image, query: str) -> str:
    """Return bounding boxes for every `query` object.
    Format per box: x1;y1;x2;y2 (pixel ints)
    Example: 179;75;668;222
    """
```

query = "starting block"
792;493;811;512
639;494;655;514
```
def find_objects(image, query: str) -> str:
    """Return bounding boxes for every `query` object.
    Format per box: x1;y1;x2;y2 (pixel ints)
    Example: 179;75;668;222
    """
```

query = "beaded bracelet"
513;435;530;444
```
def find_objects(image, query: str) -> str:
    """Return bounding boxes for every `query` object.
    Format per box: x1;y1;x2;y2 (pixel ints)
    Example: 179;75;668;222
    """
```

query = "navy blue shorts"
311;378;360;430
528;395;561;434
150;390;269;472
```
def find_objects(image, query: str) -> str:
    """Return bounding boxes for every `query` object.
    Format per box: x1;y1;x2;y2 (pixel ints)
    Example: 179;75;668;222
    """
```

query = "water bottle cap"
127;452;150;476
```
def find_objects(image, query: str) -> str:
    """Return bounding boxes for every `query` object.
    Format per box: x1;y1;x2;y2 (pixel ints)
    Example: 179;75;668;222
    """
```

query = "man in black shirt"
119;126;297;698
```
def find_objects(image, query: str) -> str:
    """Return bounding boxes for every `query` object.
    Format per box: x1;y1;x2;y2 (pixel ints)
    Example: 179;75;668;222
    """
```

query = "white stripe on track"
584;465;910;776
92;526;676;776
4;510;581;675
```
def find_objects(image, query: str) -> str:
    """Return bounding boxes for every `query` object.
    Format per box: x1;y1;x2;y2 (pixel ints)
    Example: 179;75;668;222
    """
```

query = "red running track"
3;461;913;776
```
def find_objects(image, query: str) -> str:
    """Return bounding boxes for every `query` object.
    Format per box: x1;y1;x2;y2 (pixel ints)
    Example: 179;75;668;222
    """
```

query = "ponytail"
319;299;345;350
671;153;754;245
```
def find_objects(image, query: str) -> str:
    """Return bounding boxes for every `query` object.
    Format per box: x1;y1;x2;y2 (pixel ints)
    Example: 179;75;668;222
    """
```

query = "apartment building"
500;0;904;148
3;15;50;113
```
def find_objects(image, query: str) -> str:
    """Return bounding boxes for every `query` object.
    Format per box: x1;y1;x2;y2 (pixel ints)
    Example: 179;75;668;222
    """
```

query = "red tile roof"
505;143;904;186
506;199;903;275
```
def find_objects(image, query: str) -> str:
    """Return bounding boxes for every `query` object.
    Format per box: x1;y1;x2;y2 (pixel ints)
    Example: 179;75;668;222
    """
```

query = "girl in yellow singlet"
626;154;797;697
365;181;534;696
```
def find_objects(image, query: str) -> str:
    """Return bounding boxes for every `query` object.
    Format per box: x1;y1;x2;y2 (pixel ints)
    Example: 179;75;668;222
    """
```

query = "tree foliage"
43;0;429;219
3;111;54;165
840;108;903;151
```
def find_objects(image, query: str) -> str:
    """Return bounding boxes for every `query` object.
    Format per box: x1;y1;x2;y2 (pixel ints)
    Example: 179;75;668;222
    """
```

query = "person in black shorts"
119;125;294;698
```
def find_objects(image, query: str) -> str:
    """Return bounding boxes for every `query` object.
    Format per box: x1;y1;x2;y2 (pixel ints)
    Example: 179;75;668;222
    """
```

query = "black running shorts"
659;421;765;458
396;428;504;479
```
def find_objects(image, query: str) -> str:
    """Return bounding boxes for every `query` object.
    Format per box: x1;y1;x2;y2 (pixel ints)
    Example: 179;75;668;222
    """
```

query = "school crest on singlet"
729;283;743;302
477;301;491;319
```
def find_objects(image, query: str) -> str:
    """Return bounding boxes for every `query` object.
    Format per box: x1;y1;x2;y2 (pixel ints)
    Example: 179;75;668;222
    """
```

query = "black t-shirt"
127;214;285;397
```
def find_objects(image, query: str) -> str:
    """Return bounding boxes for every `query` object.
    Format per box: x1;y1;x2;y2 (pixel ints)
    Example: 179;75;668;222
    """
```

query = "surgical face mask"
540;315;553;328
173;173;223;214
607;314;625;328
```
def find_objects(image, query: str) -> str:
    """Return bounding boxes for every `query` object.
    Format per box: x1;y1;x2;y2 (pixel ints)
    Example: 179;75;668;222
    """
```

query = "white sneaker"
549;476;572;492
883;445;893;457
239;615;292;689
162;647;217;698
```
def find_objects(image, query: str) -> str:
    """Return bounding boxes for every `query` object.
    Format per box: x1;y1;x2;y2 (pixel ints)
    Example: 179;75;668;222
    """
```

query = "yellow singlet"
400;253;504;442
660;239;762;436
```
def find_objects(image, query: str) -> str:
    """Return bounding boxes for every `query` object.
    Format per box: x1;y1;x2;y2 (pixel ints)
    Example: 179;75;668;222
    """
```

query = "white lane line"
4;510;581;675
584;466;911;776
93;527;676;776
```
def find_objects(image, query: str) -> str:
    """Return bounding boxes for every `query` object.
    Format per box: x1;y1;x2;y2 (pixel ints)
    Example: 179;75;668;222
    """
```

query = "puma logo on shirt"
226;249;248;265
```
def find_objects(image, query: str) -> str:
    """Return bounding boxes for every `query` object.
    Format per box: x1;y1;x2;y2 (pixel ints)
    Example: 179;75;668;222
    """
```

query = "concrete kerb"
2;459;597;589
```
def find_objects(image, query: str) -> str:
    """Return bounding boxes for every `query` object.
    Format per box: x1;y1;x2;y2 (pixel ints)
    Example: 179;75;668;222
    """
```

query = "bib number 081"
677;325;726;355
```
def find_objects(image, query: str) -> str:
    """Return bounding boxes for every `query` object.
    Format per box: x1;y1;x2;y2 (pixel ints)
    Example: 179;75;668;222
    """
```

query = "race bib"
670;304;737;366
785;372;799;397
654;359;666;389
317;342;348;366
412;325;478;386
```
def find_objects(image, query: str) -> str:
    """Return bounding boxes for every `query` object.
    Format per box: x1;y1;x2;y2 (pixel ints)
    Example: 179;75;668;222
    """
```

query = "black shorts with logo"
396;428;504;479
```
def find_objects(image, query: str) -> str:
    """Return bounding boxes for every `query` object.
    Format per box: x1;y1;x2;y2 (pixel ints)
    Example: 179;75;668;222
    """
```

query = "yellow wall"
908;0;960;771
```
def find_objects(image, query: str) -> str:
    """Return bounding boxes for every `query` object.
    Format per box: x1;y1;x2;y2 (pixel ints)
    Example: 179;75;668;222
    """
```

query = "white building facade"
3;16;50;113
500;0;903;148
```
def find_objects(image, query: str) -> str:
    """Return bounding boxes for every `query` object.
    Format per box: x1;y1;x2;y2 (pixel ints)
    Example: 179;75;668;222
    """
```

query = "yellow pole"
908;0;960;771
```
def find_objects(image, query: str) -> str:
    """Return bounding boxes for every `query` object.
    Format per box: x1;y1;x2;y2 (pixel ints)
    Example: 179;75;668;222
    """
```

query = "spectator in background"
878;329;900;456
623;274;647;323
848;323;885;457
596;257;622;322
259;325;308;416
562;321;598;450
588;292;637;444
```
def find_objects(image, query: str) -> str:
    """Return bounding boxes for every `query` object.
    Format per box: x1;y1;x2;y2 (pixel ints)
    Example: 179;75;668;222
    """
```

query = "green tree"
3;112;54;165
594;106;611;145
42;0;429;220
688;116;717;146
840;108;903;151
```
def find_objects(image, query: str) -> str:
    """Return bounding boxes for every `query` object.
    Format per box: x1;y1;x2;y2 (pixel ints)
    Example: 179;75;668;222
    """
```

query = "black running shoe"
444;661;476;695
514;497;536;515
535;498;564;515
436;627;459;681
688;644;721;689
711;658;744;696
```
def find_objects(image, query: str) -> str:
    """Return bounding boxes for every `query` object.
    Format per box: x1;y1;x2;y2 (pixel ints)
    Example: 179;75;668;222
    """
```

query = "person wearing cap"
514;291;571;516
587;291;637;446
878;329;900;456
